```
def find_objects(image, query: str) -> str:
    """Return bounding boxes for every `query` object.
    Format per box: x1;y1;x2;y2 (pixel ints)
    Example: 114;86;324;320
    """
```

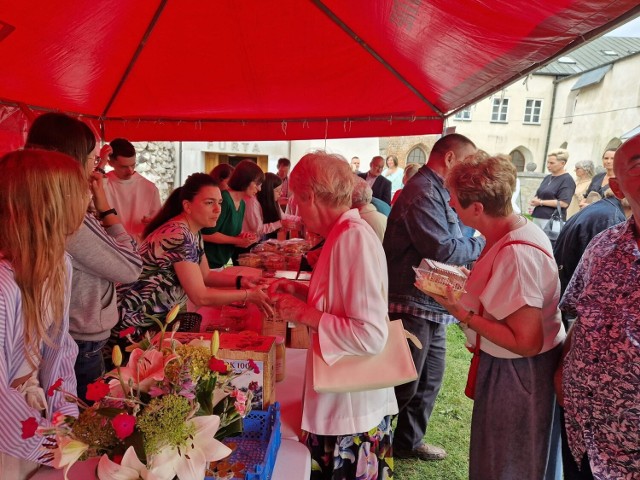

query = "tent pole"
311;0;444;118
101;0;170;118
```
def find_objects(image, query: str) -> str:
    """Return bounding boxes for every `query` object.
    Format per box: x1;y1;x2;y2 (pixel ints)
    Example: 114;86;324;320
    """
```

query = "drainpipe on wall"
542;76;559;170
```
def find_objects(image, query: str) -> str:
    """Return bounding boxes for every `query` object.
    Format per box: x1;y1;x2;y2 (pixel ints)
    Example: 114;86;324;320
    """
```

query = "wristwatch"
98;208;117;220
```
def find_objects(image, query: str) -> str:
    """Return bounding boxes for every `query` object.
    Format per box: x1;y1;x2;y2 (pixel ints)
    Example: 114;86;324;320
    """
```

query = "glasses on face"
89;154;100;166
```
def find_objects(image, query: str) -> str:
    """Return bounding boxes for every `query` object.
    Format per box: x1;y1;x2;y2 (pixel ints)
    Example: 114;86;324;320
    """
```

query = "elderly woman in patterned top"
114;173;273;343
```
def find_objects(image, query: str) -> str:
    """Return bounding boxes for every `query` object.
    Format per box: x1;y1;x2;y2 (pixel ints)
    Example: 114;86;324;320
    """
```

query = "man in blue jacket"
384;133;485;460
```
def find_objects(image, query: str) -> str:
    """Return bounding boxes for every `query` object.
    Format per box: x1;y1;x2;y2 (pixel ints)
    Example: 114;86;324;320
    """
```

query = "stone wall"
517;172;546;215
380;134;440;167
132;141;177;201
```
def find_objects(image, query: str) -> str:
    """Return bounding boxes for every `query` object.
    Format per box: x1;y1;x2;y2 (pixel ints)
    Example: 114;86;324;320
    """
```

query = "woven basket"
175;312;202;333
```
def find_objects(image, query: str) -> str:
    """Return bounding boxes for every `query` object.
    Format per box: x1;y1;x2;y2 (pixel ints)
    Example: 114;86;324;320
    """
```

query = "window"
453;108;471;121
523;99;542;124
407;147;426;165
565;91;578;124
491;98;509;123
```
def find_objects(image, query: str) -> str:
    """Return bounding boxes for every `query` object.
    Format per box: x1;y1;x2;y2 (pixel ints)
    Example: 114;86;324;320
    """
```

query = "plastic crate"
206;402;282;480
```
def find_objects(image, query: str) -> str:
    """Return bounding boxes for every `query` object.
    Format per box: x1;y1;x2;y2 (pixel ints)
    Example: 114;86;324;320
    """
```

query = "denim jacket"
383;166;485;315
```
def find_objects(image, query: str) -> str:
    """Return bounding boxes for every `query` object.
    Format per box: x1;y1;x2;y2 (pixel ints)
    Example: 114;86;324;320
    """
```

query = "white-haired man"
352;176;387;242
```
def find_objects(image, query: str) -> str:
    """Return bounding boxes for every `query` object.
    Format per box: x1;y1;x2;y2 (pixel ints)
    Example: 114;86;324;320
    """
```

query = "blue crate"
206;402;282;480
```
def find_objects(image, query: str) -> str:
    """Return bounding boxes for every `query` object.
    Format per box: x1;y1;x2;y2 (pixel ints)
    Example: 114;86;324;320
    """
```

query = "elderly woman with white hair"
269;151;397;479
566;160;595;218
352;176;387;242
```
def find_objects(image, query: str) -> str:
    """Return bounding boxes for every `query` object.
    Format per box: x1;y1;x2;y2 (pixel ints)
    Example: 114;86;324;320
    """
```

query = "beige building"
443;37;640;173
445;73;554;172
548;51;640;171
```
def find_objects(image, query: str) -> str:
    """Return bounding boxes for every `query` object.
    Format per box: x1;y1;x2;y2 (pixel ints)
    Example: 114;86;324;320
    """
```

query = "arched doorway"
508;146;532;172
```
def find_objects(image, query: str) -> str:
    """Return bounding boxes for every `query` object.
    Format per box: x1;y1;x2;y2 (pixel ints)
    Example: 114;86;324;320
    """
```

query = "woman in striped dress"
0;150;88;479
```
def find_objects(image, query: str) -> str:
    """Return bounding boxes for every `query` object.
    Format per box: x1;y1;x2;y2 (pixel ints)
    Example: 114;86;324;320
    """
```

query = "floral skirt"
302;416;393;480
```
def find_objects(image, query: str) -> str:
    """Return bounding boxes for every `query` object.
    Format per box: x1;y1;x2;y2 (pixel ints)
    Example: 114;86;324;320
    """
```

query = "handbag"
542;204;565;242
464;334;481;400
312;318;421;394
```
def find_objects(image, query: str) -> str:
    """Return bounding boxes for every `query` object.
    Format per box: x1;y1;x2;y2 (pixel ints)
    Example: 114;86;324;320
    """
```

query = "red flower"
47;378;63;397
208;357;229;374
21;417;39;439
85;381;110;402
248;359;260;374
111;413;136;440
119;326;136;338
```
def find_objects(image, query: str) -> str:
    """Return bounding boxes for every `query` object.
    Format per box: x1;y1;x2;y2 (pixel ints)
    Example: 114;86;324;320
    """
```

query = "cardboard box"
218;333;275;410
164;332;276;410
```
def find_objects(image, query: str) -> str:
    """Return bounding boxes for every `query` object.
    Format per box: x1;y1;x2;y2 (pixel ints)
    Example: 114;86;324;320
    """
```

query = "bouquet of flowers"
21;306;258;480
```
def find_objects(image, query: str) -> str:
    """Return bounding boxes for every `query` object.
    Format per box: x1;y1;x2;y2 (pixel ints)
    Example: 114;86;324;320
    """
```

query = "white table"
277;348;307;441
33;439;310;480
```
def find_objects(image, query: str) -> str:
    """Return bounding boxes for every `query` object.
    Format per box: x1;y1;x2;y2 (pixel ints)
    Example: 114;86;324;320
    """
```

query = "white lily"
147;415;232;480
97;446;161;480
51;435;89;480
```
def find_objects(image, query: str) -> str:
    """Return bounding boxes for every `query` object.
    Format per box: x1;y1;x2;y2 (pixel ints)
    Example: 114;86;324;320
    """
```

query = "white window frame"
453;108;472;121
490;97;509;123
523;99;543;125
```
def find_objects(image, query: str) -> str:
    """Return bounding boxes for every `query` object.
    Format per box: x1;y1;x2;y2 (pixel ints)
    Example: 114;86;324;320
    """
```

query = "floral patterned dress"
115;221;202;338
302;416;394;480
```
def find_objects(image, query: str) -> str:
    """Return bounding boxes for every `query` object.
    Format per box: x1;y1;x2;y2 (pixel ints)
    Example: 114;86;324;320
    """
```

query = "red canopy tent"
1;0;639;152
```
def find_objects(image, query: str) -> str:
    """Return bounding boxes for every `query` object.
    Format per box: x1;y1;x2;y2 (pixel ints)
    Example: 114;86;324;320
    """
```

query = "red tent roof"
1;0;639;147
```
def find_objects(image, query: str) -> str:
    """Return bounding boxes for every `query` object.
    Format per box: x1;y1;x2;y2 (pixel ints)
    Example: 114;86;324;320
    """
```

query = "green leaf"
95;407;126;419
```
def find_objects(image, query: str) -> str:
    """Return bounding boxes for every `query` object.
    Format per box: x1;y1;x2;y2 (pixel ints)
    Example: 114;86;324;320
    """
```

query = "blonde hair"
0;150;87;366
548;148;569;163
446;151;516;217
289;151;354;208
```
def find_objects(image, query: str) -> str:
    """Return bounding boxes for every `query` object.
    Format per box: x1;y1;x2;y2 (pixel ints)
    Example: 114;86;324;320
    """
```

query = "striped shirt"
389;302;456;325
0;256;79;464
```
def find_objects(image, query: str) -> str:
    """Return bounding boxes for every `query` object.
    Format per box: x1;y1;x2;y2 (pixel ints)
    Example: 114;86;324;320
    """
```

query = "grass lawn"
394;326;474;480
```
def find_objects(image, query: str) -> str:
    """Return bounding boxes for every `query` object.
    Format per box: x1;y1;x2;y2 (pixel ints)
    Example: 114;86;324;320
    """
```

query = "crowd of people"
0;112;637;480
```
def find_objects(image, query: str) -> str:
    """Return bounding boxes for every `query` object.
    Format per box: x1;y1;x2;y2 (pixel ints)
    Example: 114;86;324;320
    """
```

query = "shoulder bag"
542;204;565;242
312;318;421;394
